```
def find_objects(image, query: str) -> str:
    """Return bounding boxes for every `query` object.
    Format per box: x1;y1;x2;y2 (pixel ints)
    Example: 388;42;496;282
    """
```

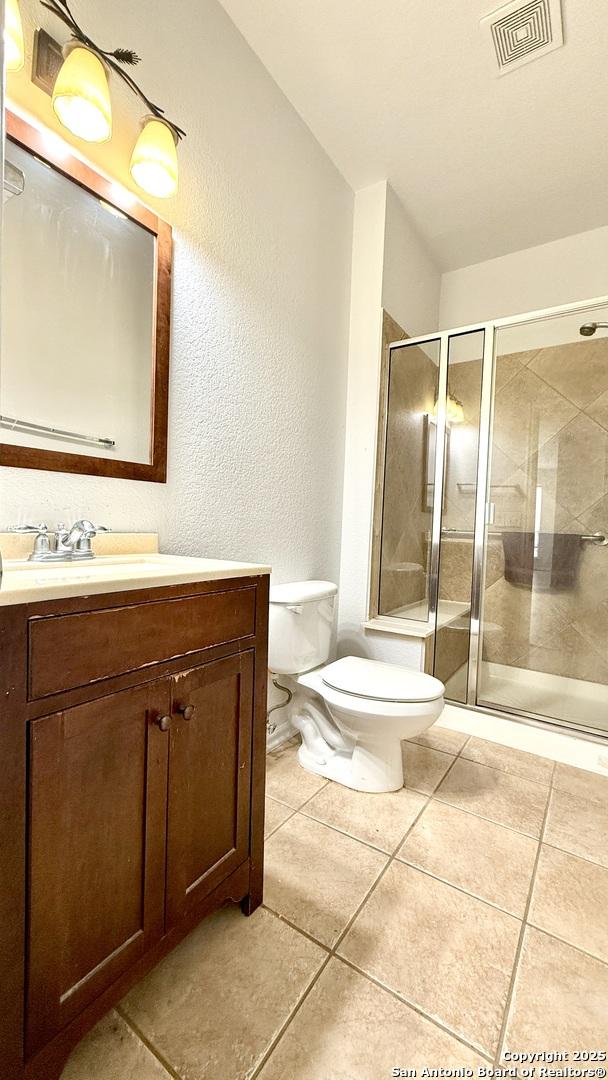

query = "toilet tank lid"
269;580;338;605
321;656;444;703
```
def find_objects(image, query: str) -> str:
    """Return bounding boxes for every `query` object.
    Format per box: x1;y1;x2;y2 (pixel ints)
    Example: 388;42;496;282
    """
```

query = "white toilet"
268;580;445;793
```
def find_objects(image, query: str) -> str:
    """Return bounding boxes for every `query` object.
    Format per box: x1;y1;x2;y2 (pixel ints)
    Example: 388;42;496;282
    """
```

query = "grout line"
297;779;332;806
270;748;458;855
261;905;331;953
407;732;468;759
539;836;608;872
493;760;555;1066
522;921;608;971
296;790;430;855
98;740;595;1080
248;952;333;1079
264;816;295;840
550;773;608;801
295;807;398;857
265;778;330;814
523;360;594;418
458;755;554;789
249;773;449;1077
431;790;545;840
335;954;494;1064
266;790;302;807
116;1005;184;1080
457;733;472;756
250;849;397;1075
264;797;297;840
309;762;463;1000
446;754;553;791
258;744;562;1076
394;853;530;921
265;793;294;807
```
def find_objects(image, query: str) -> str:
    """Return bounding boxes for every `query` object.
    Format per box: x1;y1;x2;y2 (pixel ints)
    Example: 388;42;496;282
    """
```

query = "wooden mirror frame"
0;110;172;483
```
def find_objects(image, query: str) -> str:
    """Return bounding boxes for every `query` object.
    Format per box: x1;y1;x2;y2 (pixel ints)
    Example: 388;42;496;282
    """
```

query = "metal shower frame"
374;292;608;740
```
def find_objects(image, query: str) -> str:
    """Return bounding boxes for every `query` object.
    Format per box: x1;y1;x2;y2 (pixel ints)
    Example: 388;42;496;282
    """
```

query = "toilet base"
297;737;404;793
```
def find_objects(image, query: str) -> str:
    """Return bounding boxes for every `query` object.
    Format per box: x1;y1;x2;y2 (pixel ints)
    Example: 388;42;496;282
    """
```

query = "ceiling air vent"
481;0;564;75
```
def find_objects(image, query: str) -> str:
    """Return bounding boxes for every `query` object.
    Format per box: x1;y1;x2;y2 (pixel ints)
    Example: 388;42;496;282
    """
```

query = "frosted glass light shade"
432;391;465;425
52;45;112;143
5;0;25;72
446;394;465;424
130;118;178;198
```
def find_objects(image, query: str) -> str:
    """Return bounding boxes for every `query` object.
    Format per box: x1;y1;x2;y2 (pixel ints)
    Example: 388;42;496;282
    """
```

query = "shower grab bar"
440;527;607;545
457;482;525;495
441;528;502;539
0;414;115;449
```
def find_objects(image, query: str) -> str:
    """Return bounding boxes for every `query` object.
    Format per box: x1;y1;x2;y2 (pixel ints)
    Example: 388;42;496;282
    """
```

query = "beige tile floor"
62;729;608;1079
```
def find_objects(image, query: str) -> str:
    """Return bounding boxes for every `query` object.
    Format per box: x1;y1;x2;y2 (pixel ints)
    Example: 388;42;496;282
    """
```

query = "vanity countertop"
0;553;271;607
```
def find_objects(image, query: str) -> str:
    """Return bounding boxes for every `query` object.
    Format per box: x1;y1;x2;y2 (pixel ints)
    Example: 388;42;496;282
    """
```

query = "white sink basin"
0;553;271;605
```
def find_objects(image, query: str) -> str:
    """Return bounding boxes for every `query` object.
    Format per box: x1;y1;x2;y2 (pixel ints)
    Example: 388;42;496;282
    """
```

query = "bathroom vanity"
0;555;270;1079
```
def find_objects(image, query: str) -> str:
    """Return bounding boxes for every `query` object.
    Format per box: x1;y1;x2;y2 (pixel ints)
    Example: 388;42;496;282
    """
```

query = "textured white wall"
0;0;354;587
336;183;440;669
439;226;608;328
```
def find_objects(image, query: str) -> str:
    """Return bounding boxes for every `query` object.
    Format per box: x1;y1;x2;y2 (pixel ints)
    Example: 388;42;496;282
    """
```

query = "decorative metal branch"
39;0;186;140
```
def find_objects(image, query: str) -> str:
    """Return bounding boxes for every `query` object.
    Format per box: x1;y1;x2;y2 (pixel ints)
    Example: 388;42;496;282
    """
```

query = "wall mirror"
0;111;171;482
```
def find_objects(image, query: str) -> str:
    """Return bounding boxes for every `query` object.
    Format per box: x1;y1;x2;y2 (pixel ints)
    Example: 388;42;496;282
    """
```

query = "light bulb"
52;44;112;143
5;0;25;72
130;117;178;199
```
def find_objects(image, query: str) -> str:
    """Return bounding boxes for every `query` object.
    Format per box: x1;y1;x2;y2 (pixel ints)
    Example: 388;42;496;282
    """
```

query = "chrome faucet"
9;520;109;562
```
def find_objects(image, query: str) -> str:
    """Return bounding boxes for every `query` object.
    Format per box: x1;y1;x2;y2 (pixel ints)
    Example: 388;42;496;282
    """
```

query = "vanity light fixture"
5;0;25;72
432;390;465;425
130;116;178;199
35;0;186;195
446;392;465;425
52;43;112;142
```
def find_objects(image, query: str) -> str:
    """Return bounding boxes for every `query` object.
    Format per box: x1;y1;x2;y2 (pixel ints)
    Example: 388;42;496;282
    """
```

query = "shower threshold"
445;661;608;736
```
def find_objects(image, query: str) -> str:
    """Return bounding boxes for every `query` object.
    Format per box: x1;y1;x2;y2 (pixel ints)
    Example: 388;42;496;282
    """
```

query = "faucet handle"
72;522;110;556
73;520;110;538
8;523;49;534
8;524;52;560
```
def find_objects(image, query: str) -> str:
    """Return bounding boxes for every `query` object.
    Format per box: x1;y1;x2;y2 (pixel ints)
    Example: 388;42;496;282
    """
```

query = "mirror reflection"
1;135;156;463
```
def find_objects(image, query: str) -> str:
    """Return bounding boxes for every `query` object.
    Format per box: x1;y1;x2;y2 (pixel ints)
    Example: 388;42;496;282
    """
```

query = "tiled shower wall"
441;338;608;685
378;329;608;687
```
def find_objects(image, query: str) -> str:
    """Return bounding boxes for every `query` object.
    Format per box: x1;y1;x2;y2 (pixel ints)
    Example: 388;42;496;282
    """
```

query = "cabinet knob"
179;704;195;720
157;715;172;732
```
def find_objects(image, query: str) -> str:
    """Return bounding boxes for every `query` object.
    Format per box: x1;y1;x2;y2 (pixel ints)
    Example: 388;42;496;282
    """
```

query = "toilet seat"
320;656;444;704
268;576;446;792
295;657;445;792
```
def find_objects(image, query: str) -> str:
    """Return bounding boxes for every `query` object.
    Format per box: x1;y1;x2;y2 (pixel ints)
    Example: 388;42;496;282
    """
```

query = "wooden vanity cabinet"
26;681;170;1058
0;574;269;1080
165;652;254;927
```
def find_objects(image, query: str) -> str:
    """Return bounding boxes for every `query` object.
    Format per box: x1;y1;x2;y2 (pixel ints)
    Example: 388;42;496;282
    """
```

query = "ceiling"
217;0;608;270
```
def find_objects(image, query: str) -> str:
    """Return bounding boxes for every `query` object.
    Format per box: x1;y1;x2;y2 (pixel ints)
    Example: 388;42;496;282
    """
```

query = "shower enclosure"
373;296;608;738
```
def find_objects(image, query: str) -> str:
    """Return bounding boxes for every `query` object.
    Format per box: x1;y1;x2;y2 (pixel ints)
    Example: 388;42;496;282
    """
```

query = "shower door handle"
486;502;496;526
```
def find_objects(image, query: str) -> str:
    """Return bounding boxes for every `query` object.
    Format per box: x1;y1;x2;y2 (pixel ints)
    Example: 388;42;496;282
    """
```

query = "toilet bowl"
268;581;445;793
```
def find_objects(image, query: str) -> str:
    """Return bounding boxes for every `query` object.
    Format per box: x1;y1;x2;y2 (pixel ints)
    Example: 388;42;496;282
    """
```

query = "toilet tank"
268;580;338;675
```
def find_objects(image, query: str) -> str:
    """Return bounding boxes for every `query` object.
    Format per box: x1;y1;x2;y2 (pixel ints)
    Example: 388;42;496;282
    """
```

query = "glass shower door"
377;337;442;623
477;304;608;733
432;330;485;703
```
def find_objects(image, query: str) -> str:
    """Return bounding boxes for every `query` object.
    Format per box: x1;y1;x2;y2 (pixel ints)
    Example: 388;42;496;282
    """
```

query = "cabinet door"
166;650;254;927
26;682;170;1056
